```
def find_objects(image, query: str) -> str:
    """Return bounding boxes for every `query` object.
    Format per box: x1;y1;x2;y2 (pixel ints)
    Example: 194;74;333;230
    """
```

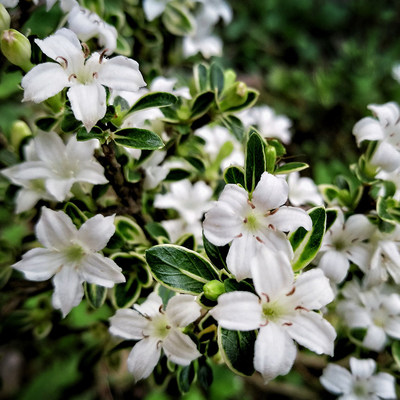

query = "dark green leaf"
176;233;196;250
112;275;141;309
392;341;400;369
245;128;266;193
190;91;215;119
128;92;178;114
165;168;191;181
275;162;309;174
223;279;255;293
197;360;213;390
61;109;81;132
76;126;105;142
146;245;219;294
223;89;259;112
221;115;245;141
202;232;229;270
325;208;338;232
63;202;88;228
267;139;287;157
195;63;209;92
114;128;164;150
218;327;256;376
210;62;224;95
223;165;245;186
177;364;196;393
145;222;170;241
35;117;57;131
84;283;107;309
290;207;326;271
185;156;205;173
162;2;195;36
115;216;148;244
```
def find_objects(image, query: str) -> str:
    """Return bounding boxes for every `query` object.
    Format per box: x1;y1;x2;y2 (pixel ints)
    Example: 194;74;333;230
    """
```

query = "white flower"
21;28;146;131
320;357;396;400
196;0;232;26
142;0;171;21
46;0;76;12
317;209;374;283
140;151;170;190
353;102;400;172
238;105;292;144
392;63;400;84
67;6;118;54
183;26;223;59
0;0;19;7
109;292;201;382
195;125;244;170
376;167;400;201
1;132;108;209
150;76;191;99
287;172;323;207
155;179;213;241
338;281;400;351
203;172;312;280
12;207;125;316
210;247;336;383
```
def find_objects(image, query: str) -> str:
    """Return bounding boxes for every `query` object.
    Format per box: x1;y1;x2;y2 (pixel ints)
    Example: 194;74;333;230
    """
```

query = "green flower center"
262;301;283;323
151;315;171;339
64;244;86;263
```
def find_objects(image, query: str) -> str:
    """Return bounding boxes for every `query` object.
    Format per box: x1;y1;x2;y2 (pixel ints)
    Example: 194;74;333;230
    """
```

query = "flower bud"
203;280;225;301
1;29;33;71
0;5;10;33
219;81;249;112
265;145;277;173
10;120;32;150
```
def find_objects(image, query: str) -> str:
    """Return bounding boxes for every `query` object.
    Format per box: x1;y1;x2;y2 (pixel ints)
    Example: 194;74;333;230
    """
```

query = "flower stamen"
56;56;68;68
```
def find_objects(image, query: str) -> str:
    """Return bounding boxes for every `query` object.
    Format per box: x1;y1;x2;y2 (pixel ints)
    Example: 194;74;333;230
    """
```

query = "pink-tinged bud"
0;5;10;33
1;29;33;71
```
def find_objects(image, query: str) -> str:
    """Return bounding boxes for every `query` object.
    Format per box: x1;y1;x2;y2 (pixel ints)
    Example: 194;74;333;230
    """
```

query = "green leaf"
175;233;196;250
146;245;219;294
325;208;338;232
377;197;400;224
115;216;148;245
392;341;400;369
290;207;326;271
197;360;213;390
221;115;245;141
35;117;57;131
218;327;256;376
128;92;178;114
190;91;215;119
61;109;82;132
268;139;287;157
162;2;195;36
223;279;255;294
76;126;105;142
194;63;209;92
165;168;191;181
63;202;88;228
275;162;309;175
112;275;141;309
185;156;205;173
145;222;170;241
84;283;107;309
210;62;224;95
222;89;259;112
202;232;229;270
223;165;245;186
177;364;196;393
114;128;164;150
245;128;266;193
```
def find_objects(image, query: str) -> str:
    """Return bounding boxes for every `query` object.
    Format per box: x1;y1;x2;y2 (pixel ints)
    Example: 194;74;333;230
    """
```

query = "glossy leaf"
128;92;178;114
114;128;164;150
245;128;266;193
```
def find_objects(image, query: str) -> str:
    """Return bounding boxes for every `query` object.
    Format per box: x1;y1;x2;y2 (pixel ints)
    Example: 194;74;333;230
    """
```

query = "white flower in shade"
183;26;222;59
150;76;191;99
197;0;232;26
317;209;374;283
367;225;400;285
142;0;171;21
195;125;244;170
337;281;400;351
353;102;400;172
210;247;336;383
67;6;118;54
287;172;323;207
1;132;108;208
46;0;76;12
0;0;19;7
21;28;146;131
376;168;400;200
12;207;125;316
238;105;292;144
203;172;312;280
109;292;201;382
320;357;396;400
392;63;400;84
140;151;169;190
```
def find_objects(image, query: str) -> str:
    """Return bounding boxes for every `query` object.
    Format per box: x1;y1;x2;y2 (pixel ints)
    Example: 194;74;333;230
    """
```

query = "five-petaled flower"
21;28;146;131
210;247;336;383
12;207;125;316
109;292;202;382
203;172;312;280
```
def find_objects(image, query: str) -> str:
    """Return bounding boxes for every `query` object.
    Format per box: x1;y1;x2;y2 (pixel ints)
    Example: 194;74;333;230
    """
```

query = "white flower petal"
286;311;336;355
165;295;201;327
371;372;396;399
291;269;334;309
226;232;262;281
98;56;146;92
345;214;375;240
318;250;350;283
80;253;125;287
251;247;293;299
78;214;116;251
371;141;400;172
67;83;106;132
266;206;312;232
127;337;160;382
162;329;201;365
12;248;63;281
384;316;400;340
34;131;66;166
1;161;51;184
349;357;375;379
320;364;353;394
65;136;97;161
254;323;297;383
45;178;73;201
21;63;69;103
75;162;108;185
52;265;84;317
352;117;384;145
134;292;163;319
15;188;42;214
143;0;168;21
258;229;293;258
109;308;147;340
210;291;261;331
368;102;400;126
252;172;289;211
363;325;387;351
35;207;77;249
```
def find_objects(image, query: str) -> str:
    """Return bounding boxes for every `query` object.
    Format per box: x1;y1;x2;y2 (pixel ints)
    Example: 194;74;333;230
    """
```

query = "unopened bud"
10;120;32;150
1;29;33;71
219;81;248;112
265;145;277;173
0;5;10;33
203;280;225;301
